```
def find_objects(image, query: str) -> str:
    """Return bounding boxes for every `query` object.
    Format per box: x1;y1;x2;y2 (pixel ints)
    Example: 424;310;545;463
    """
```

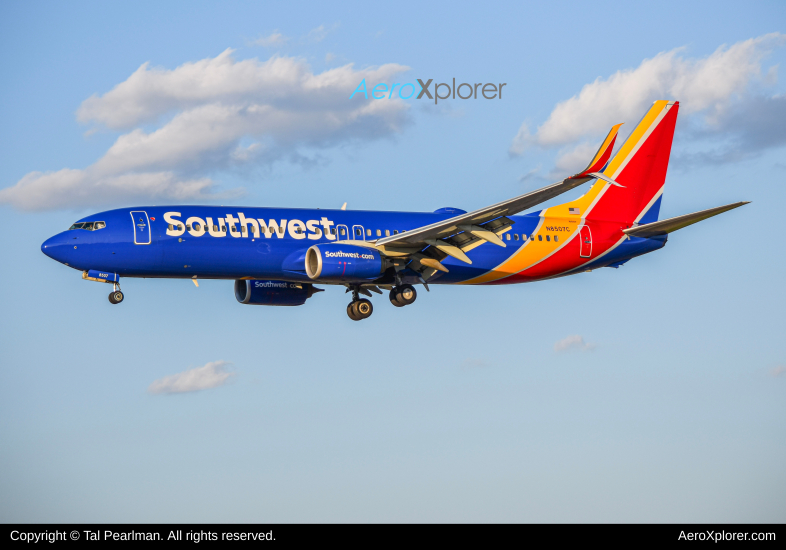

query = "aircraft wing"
373;124;623;265
623;201;749;238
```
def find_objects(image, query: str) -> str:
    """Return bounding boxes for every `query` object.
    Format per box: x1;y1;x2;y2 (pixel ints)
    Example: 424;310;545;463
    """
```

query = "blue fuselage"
41;205;665;285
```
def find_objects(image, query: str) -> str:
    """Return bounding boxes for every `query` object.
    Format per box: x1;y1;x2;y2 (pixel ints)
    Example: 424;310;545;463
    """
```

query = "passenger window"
505;234;510;241
376;229;381;236
554;235;559;242
355;228;361;236
340;228;346;236
186;225;192;230
366;229;371;237
393;230;399;235
385;230;390;236
538;235;542;241
514;234;519;241
168;224;173;231
546;235;551;241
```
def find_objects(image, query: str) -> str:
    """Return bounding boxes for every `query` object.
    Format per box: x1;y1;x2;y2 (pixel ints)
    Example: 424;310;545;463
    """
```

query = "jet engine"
305;244;386;283
234;279;322;306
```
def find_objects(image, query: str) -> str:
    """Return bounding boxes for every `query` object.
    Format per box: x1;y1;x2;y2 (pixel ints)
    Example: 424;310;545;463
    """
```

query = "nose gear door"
130;211;151;245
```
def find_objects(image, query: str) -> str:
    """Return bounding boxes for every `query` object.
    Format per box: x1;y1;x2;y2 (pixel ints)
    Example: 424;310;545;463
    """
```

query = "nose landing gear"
389;284;417;307
108;283;124;304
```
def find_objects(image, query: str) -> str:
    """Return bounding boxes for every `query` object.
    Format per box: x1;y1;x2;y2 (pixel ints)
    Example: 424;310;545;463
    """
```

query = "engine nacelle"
305;244;385;283
234;280;320;306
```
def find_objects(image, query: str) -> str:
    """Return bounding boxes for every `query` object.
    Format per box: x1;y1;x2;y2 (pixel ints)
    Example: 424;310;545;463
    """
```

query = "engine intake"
234;279;321;306
305;244;385;282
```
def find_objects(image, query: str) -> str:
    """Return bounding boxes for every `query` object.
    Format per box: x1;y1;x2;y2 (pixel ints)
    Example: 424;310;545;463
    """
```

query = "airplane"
41;100;748;321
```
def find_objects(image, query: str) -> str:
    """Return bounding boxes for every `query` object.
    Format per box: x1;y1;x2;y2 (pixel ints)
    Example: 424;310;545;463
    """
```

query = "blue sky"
0;0;784;522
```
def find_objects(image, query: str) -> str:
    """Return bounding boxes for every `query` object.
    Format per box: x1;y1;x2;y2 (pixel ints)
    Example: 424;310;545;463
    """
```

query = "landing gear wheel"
389;288;404;307
109;290;124;304
391;284;417;307
347;299;373;320
355;298;373;318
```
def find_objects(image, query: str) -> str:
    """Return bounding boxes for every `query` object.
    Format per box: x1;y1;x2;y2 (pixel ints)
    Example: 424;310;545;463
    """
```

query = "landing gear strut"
389;284;417;307
108;283;124;304
347;285;373;321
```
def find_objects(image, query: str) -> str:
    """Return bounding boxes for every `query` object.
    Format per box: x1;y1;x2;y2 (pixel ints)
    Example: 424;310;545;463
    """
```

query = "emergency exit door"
579;225;592;258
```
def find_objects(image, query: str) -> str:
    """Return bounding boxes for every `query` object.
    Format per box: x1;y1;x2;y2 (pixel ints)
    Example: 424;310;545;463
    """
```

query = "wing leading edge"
375;124;624;256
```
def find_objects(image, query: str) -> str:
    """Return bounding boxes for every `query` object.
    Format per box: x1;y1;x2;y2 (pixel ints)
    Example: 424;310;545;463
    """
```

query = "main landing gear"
389;284;417;307
347;286;373;321
346;284;418;320
347;299;373;321
108;283;124;304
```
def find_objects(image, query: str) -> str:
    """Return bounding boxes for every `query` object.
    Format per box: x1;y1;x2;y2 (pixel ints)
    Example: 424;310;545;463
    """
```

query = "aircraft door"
579;225;592;258
130;211;152;245
352;225;365;241
336;224;349;240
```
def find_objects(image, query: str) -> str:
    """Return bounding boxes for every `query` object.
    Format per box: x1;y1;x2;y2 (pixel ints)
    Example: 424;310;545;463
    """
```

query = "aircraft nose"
41;233;71;264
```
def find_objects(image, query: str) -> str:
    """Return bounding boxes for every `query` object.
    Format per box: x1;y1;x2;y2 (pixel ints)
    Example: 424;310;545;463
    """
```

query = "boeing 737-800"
41;100;748;320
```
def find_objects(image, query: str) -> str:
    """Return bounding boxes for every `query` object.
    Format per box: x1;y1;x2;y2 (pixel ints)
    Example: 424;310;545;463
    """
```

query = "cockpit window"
68;221;106;231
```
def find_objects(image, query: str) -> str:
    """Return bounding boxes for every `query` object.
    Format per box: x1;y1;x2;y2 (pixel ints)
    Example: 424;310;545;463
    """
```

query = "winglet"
570;123;623;179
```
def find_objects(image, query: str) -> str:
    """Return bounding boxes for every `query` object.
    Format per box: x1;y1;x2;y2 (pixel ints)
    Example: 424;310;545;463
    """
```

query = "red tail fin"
586;100;679;224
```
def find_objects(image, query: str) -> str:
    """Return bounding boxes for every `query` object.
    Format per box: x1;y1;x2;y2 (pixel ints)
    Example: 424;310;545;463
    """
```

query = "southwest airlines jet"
41;101;747;320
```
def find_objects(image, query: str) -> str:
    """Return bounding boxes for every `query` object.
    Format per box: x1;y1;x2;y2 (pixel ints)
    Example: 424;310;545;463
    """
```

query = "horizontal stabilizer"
623;201;749;238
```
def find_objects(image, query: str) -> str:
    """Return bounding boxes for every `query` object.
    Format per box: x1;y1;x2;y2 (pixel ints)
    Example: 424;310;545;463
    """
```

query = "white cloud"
509;122;532;156
510;33;786;170
307;24;338;43
148;360;234;394
0;169;222;211
0;50;410;211
771;366;786;378
546;142;598;180
253;32;288;48
518;165;541;184
554;335;596;353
